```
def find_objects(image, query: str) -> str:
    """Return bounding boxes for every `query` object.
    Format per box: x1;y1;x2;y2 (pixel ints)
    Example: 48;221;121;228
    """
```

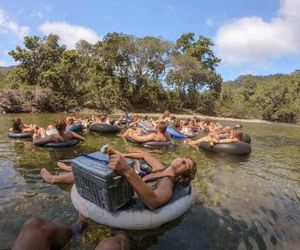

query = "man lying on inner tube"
184;127;243;146
33;120;85;146
121;121;170;143
40;151;197;210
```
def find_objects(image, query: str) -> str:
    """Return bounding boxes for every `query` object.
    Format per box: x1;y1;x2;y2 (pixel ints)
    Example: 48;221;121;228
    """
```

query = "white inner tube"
71;184;195;230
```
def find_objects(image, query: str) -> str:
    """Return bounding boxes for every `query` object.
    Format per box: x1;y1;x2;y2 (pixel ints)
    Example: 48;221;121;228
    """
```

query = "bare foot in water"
40;168;56;184
57;162;72;172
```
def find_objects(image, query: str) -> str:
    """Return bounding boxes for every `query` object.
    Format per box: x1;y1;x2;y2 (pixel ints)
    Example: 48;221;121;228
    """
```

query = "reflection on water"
0;113;300;249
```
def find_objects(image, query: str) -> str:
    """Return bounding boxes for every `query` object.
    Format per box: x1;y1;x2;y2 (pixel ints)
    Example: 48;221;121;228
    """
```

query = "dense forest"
0;32;299;123
219;72;300;123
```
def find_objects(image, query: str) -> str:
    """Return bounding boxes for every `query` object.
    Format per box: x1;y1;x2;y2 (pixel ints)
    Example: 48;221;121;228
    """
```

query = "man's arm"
108;154;173;210
70;132;85;141
128;133;155;143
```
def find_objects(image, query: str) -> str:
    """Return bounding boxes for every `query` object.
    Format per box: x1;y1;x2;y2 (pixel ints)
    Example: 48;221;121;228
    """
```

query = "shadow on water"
118;204;269;250
201;150;251;163
73;202;271;250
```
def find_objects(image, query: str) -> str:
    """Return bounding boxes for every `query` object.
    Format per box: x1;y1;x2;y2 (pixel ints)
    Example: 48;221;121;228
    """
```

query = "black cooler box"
72;152;135;212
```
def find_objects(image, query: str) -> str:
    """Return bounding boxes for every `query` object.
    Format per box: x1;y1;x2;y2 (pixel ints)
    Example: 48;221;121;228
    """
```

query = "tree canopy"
1;32;299;123
1;32;221;113
219;73;300;123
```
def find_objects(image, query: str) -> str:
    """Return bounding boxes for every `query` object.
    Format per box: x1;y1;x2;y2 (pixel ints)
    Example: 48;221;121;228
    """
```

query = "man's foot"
40;168;56;184
71;214;87;235
57;162;72;172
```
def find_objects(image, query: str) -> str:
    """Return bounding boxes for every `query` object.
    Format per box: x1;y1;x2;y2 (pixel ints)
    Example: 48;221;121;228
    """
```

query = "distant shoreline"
2;109;299;126
79;109;298;125
113;112;273;124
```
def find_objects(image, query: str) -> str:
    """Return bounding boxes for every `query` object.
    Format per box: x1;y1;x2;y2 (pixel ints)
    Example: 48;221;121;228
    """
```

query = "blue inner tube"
126;137;172;148
199;141;251;156
8;132;32;139
43;139;79;148
166;126;189;139
166;126;188;139
90;123;121;133
66;123;84;132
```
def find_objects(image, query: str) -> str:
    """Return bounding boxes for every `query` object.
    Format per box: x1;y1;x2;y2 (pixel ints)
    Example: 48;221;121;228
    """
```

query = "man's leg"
40;169;74;184
57;162;73;172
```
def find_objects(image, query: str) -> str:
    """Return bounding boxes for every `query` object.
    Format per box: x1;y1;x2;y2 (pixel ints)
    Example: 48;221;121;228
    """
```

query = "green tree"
9;35;66;85
167;33;222;110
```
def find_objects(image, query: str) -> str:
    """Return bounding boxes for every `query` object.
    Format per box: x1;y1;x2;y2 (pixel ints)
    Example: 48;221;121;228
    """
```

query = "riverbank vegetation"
219;73;300;123
0;33;299;123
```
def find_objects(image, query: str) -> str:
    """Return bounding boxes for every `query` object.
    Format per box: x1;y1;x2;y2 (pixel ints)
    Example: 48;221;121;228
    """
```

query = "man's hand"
108;154;132;176
183;139;191;145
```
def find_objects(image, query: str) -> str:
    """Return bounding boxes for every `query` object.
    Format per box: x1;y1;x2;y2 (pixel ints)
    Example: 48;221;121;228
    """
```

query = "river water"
0;113;300;249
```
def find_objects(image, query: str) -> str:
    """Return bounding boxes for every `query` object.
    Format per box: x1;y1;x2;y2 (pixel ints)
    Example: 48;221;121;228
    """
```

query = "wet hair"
150;158;197;187
55;120;67;132
234;124;243;129
162;110;170;119
174;120;181;129
12;118;22;133
100;114;107;122
177;159;197;187
157;121;167;133
144;115;149;120
231;128;243;141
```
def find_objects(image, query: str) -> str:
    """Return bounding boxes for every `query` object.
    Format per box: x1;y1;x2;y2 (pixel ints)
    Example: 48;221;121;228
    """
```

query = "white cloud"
0;8;29;39
215;0;300;65
39;21;100;48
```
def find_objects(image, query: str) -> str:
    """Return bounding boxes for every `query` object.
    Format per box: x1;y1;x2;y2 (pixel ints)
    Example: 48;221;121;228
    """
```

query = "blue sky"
1;0;300;81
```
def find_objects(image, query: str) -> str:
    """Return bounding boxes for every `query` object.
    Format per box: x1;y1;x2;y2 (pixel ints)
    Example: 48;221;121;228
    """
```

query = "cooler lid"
72;152;135;177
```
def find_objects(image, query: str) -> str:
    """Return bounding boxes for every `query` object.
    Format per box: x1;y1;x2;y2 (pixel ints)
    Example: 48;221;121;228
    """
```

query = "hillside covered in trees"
0;32;299;123
219;72;300;123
